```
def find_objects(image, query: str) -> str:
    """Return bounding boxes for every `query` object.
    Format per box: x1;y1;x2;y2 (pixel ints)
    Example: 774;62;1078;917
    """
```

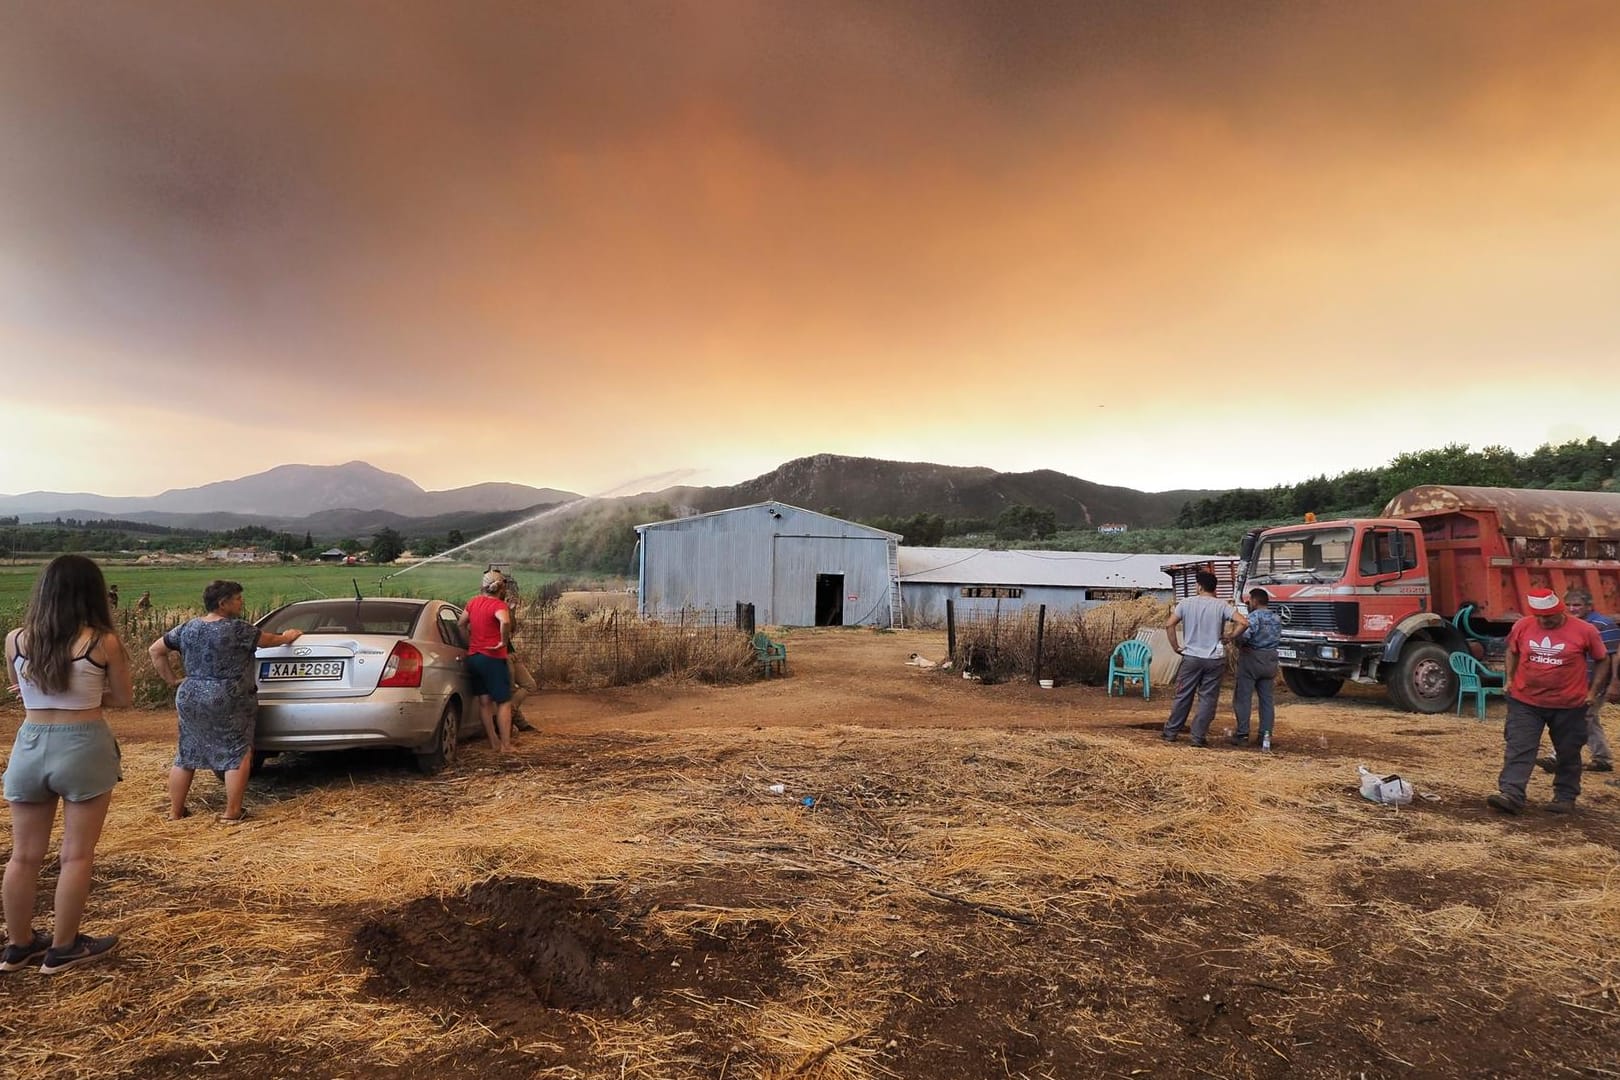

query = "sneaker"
1589;759;1614;773
1228;733;1249;746
1545;800;1577;815
1189;738;1208;748
1160;733;1178;743
1485;793;1522;815
39;934;119;975
1535;756;1558;773
512;713;536;733
0;930;50;973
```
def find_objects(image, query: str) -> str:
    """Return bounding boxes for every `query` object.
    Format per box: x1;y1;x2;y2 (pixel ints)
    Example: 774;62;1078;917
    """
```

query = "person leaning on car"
458;570;516;753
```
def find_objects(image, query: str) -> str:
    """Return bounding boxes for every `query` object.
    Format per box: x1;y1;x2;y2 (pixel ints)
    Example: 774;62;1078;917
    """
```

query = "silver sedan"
253;598;477;773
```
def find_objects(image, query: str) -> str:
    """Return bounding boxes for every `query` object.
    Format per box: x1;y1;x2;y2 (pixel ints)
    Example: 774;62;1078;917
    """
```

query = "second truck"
1237;485;1620;713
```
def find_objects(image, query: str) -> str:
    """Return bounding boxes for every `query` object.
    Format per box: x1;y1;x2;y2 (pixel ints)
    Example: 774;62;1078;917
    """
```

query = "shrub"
952;597;1170;685
516;608;760;689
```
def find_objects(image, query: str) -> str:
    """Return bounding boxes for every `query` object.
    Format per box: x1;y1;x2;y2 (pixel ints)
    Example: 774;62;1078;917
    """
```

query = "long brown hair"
16;554;114;694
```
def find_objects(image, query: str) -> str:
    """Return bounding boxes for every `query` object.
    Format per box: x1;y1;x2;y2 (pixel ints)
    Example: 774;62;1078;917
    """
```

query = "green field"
0;560;563;622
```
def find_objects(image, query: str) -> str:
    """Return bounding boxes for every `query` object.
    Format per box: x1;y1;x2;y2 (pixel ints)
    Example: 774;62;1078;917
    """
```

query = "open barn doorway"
815;574;845;626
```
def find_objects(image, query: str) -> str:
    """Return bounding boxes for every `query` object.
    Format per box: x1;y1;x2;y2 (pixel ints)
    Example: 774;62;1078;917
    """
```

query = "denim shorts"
465;652;512;703
3;720;123;803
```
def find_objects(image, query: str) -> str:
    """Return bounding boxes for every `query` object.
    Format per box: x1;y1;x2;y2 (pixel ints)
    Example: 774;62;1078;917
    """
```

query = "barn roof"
635;501;901;539
897;547;1180;589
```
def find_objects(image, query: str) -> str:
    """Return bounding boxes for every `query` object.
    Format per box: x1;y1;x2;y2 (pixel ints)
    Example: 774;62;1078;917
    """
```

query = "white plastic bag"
1357;764;1413;806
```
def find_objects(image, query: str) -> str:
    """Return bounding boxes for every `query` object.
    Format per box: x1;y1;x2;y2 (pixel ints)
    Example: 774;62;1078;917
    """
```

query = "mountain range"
0;461;579;522
1;457;1212;535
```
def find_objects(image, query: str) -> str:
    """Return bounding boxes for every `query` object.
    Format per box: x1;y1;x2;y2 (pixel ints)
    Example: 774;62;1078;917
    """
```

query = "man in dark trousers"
1488;588;1610;815
1231;587;1280;749
1536;587;1616;773
1162;569;1246;747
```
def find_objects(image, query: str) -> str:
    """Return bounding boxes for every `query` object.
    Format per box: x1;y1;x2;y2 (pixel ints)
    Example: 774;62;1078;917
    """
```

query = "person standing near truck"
1162;569;1247;746
1487;589;1610;815
1536;588;1617;774
1231;588;1280;749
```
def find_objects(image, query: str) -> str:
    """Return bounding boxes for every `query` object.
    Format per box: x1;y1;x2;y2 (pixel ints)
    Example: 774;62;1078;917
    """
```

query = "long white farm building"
897;547;1178;624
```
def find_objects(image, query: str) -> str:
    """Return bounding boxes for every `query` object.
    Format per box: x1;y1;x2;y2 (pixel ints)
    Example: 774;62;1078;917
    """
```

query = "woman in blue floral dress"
148;581;302;822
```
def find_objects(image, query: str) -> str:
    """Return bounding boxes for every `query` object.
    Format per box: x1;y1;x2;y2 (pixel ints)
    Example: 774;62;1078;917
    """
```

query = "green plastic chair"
1449;651;1504;720
1107;640;1153;700
753;631;787;676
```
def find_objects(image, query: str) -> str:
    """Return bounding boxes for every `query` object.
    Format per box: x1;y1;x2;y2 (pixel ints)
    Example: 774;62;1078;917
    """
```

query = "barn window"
1086;588;1141;601
961;586;1023;599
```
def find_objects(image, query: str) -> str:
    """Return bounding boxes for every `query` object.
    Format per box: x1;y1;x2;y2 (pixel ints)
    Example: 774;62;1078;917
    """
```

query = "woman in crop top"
2;554;132;975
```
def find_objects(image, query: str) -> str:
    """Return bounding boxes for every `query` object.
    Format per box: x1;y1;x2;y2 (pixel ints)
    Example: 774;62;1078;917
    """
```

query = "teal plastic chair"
1107;640;1153;700
753;632;787;676
1449;651;1504;719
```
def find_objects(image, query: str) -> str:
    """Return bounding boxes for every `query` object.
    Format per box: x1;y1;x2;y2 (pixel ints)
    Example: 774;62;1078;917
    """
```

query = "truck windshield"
1246;527;1355;585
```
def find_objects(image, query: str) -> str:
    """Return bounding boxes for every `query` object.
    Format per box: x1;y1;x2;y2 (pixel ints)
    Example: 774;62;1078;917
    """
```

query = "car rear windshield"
258;601;424;637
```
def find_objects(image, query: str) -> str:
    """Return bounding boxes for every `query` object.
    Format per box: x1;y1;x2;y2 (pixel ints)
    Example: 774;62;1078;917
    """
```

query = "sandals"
217;810;250;824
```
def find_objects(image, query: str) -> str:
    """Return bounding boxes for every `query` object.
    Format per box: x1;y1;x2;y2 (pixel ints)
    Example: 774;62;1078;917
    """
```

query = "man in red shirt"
1487;588;1610;815
458;569;515;753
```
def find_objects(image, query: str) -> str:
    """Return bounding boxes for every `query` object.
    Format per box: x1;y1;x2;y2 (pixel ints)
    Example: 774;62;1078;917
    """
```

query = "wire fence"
947;597;1170;686
513;604;762;689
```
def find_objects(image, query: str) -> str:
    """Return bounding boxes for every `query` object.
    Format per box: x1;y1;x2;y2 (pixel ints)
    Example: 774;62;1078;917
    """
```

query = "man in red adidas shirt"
1487;588;1610;815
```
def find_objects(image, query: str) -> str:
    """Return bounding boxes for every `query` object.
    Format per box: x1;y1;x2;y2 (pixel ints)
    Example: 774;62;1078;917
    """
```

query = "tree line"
1175;438;1619;528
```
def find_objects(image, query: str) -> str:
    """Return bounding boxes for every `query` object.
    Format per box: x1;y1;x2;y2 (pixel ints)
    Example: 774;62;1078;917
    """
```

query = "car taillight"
378;641;423;688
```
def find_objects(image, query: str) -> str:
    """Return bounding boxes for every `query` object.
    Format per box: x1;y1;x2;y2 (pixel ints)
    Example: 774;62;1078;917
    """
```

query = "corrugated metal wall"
900;583;1173;626
638;504;896;627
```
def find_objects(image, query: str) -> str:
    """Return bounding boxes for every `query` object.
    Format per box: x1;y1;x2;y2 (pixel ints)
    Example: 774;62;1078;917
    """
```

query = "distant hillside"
0;461;579;519
3;455;1214;548
662;454;1211;528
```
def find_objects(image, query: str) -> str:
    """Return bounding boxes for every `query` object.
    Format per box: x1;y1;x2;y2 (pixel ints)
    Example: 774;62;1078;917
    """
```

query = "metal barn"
635;503;902;627
897;548;1179;625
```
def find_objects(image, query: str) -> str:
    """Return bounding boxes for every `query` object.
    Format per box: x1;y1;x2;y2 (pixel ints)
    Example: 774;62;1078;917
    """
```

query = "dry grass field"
2;628;1618;1079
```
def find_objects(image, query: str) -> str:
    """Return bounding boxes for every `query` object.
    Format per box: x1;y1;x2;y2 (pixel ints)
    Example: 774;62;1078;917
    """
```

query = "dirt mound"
355;876;791;1041
356;878;650;1019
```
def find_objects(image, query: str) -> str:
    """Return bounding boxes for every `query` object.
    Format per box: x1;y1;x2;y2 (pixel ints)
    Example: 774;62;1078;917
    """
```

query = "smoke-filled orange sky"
3;0;1618;499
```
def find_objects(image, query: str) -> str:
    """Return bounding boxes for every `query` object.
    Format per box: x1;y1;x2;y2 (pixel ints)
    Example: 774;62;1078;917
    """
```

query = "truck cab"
1242;517;1457;711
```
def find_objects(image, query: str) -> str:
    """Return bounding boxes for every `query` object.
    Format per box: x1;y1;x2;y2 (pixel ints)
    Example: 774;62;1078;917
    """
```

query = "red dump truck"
1237;485;1620;713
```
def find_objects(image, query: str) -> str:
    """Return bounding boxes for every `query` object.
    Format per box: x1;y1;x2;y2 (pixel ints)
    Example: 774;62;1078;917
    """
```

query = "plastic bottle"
1261;732;1271;751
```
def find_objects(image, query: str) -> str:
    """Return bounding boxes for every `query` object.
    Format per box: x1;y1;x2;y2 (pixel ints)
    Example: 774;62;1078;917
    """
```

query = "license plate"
1276;647;1297;660
260;660;344;681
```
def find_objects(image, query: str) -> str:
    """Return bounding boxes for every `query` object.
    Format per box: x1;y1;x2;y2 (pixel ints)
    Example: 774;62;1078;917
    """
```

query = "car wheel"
415;700;461;775
250;750;275;773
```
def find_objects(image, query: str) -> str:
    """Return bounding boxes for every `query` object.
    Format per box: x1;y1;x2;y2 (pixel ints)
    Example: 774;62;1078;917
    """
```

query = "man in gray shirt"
1162;569;1247;746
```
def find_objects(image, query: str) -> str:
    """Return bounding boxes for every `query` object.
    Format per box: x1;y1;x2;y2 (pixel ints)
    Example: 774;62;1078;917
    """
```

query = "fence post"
613;609;621;683
536;604;545;689
1034;604;1047;682
946;599;956;665
992;596;1002;672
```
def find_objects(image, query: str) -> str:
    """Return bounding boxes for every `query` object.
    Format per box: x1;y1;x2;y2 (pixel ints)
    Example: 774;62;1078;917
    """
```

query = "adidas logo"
1527;635;1568;665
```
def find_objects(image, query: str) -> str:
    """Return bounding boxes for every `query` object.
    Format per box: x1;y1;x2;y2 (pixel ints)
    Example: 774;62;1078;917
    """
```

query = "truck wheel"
1282;669;1343;698
415;701;461;776
1387;642;1456;714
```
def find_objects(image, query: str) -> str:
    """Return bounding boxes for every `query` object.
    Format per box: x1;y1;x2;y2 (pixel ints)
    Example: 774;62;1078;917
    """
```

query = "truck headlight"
1319;645;1341;660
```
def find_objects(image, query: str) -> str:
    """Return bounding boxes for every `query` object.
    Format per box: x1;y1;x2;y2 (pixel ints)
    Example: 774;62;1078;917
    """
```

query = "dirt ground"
2;627;1618;1079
